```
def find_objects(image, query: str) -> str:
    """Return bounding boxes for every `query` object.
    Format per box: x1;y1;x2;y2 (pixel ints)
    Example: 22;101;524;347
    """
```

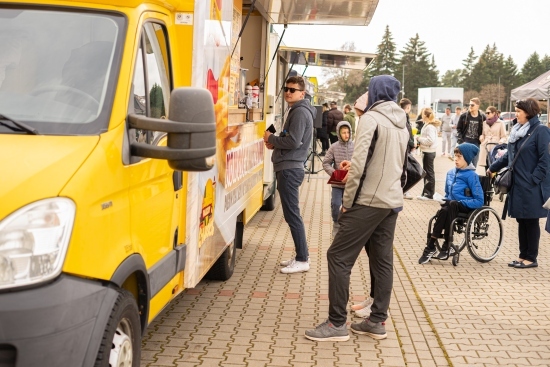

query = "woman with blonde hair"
478;105;507;169
417;108;441;200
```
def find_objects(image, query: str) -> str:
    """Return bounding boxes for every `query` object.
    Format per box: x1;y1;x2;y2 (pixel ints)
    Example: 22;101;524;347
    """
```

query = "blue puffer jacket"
444;165;484;209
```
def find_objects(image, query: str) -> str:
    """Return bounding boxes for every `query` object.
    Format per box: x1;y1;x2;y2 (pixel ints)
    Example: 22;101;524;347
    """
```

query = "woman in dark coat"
317;103;330;155
488;98;550;268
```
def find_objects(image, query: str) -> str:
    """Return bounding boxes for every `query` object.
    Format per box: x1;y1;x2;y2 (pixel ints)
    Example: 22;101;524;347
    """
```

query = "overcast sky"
274;0;549;84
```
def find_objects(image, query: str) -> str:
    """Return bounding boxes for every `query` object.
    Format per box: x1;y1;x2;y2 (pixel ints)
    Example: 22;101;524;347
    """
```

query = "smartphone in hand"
267;124;276;134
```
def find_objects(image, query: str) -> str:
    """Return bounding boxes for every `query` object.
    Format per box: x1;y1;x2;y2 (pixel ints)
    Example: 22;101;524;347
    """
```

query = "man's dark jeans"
327;205;397;325
276;168;308;262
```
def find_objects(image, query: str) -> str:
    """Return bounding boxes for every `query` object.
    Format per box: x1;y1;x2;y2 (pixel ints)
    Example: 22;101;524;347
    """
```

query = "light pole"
498;76;501;111
401;65;405;99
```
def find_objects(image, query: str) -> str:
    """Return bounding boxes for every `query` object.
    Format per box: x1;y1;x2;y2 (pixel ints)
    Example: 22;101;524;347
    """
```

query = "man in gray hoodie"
263;76;316;274
305;75;408;342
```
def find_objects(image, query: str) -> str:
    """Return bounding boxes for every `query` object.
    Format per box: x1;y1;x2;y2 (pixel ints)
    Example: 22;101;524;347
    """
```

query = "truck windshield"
0;7;125;135
435;102;462;114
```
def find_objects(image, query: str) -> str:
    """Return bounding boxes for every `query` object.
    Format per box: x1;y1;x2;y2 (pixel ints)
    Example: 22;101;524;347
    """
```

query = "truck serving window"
0;7;125;135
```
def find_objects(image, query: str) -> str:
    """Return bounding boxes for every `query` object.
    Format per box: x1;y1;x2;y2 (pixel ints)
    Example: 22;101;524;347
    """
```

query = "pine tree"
397;34;436;105
540;54;550;73
461;47;477;91
150;83;165;118
520;52;544;84
371;25;399;77
441;69;462;87
470;44;504;92
501;56;520;111
429;55;439;86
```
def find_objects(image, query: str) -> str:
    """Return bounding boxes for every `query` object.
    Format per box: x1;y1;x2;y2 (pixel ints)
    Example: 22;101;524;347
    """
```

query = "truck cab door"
127;21;178;272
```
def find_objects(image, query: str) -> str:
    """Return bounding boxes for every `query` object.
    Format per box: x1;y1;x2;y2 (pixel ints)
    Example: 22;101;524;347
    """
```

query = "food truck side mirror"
129;88;216;171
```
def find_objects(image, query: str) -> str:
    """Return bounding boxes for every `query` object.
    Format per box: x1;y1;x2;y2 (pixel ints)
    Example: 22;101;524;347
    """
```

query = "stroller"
486;143;508;201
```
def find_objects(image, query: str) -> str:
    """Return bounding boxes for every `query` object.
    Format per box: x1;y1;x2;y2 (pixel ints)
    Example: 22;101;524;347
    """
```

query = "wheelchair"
426;175;504;266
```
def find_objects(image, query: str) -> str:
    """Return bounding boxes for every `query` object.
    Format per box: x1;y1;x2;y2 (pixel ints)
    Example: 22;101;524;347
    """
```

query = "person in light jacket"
417;108;441;200
440;107;453;156
488;98;550;269
305;75;408;342
478;105;507;169
322;121;354;236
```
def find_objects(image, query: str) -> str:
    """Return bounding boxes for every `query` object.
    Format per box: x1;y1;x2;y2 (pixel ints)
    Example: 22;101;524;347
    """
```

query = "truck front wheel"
95;289;141;367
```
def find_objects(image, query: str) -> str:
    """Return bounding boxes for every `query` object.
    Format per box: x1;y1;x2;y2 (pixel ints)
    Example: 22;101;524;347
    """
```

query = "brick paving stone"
141;143;550;367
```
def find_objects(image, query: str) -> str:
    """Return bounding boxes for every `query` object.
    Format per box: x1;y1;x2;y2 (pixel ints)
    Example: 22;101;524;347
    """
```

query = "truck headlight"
0;198;75;290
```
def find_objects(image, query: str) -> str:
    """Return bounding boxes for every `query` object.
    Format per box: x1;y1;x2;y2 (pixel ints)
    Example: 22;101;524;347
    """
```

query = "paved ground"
141;148;550;367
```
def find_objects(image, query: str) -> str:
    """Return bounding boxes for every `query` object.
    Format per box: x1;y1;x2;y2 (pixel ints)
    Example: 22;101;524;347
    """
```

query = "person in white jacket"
417;108;441;200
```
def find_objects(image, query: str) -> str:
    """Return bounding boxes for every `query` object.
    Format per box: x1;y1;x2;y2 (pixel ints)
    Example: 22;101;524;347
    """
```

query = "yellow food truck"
0;0;378;365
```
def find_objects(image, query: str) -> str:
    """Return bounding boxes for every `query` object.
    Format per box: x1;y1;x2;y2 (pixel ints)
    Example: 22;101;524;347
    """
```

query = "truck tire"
205;240;236;281
95;289;141;367
261;182;277;211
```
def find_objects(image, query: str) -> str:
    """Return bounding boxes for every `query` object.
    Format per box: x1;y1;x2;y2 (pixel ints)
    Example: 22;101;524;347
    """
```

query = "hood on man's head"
366;75;401;111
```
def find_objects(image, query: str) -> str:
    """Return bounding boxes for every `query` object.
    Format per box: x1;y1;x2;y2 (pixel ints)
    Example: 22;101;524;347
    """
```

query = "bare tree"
479;84;506;108
464;90;479;105
320;42;357;91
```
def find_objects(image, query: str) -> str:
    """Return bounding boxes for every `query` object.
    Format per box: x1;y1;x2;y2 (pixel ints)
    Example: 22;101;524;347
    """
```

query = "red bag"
327;169;348;185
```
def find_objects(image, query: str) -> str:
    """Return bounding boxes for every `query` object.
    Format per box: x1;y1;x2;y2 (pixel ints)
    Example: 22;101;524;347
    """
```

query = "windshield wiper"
0;114;39;135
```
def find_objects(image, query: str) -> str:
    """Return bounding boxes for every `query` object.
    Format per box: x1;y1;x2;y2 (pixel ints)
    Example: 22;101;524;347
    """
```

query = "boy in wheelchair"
418;143;485;264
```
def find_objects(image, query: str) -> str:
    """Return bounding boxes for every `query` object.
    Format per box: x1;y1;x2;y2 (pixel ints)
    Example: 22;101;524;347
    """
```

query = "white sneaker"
280;258;295;266
417;195;432;201
351;296;374;310
280;257;309;266
354;304;373;318
280;260;310;274
403;192;414;200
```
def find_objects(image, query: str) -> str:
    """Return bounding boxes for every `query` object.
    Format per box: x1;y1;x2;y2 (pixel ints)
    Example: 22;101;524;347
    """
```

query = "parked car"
540;113;548;126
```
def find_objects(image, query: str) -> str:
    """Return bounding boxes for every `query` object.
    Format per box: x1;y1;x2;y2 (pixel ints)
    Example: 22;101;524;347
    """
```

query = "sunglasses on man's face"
284;87;303;93
485;111;492;114
469;104;476;107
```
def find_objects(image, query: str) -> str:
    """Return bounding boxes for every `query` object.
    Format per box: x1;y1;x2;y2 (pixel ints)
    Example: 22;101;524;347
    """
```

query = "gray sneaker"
350;318;387;340
304;319;350;342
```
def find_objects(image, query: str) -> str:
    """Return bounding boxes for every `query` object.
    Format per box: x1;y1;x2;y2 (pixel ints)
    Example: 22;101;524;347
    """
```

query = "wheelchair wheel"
451;219;467;254
465;207;503;262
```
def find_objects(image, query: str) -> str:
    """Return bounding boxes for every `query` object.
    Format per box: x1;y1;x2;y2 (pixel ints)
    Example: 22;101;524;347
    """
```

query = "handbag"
403;153;426;193
494;125;542;195
494;168;512;194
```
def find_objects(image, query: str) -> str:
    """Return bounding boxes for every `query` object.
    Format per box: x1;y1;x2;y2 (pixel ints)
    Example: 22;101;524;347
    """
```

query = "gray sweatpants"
327;205;397;325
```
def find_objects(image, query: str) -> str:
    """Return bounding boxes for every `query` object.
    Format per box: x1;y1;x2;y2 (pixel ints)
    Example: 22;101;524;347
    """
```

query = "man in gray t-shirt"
440;107;452;156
